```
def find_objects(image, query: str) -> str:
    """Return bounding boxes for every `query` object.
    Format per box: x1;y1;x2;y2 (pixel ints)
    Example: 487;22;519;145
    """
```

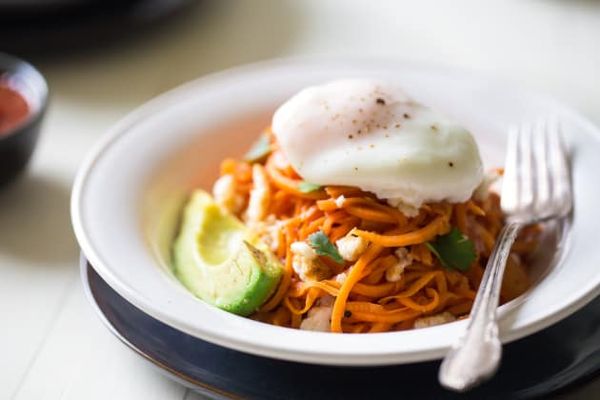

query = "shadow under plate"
81;257;600;400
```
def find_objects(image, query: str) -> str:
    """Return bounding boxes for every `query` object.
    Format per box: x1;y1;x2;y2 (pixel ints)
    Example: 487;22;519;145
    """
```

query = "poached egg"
272;79;483;215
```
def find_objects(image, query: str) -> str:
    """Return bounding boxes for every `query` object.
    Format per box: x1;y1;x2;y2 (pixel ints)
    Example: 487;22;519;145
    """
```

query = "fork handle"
438;221;522;392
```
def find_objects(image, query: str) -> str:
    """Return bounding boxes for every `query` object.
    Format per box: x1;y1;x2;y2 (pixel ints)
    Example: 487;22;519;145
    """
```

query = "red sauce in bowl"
0;81;29;136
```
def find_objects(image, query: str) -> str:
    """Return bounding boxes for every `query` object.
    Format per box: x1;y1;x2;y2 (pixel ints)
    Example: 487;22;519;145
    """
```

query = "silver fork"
438;119;572;392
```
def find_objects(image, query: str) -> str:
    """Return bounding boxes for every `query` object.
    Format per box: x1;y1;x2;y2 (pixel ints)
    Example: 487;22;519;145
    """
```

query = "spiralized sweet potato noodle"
218;134;537;333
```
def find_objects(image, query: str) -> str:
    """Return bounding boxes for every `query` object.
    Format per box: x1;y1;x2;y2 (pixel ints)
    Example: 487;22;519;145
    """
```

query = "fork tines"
501;118;572;222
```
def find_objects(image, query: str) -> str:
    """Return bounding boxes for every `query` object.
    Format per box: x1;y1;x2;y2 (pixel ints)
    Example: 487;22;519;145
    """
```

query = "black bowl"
0;52;48;186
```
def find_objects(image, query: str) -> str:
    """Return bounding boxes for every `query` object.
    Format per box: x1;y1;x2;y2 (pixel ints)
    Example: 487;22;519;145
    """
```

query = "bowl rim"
0;52;49;140
71;56;600;366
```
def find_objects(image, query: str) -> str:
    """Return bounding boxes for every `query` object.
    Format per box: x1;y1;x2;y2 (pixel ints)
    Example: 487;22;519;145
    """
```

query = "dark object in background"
0;53;48;186
0;0;194;57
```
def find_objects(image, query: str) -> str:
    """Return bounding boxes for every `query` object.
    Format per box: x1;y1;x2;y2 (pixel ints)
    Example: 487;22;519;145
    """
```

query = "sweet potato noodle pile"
214;133;540;333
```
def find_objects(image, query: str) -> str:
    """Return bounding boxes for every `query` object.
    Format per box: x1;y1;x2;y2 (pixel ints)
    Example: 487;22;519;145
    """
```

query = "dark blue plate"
81;257;600;400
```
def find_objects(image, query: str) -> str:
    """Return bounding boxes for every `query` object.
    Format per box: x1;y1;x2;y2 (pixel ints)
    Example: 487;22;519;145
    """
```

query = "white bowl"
71;58;600;366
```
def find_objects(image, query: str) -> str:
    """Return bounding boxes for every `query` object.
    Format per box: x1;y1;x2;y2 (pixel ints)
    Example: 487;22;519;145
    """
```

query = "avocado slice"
172;190;282;316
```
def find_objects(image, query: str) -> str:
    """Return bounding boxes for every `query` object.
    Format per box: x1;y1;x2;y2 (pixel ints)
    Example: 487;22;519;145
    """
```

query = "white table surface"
2;0;600;398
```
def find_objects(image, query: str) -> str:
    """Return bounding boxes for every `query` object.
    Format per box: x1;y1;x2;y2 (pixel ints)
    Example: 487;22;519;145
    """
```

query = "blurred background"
1;0;599;398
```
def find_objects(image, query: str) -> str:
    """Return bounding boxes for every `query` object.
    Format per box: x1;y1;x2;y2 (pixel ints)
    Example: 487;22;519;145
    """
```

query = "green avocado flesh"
172;190;283;316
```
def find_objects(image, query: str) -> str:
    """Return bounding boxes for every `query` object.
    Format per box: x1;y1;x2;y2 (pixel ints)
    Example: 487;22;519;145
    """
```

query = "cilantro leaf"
308;230;344;264
243;133;272;163
298;181;322;193
426;227;476;271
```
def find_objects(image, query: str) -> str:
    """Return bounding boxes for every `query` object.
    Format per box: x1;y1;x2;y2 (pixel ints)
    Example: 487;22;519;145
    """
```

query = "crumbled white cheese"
300;306;332;332
291;255;310;281
386;197;420;217
265;216;282;251
290;241;317;260
385;248;413;282
248;215;281;253
413;312;456;329
335;272;348;284
336;232;368;262
212;174;244;213
335;195;346;208
291;241;332;281
246;164;270;222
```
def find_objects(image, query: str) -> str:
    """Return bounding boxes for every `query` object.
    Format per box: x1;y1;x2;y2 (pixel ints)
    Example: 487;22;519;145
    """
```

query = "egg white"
272;79;483;214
